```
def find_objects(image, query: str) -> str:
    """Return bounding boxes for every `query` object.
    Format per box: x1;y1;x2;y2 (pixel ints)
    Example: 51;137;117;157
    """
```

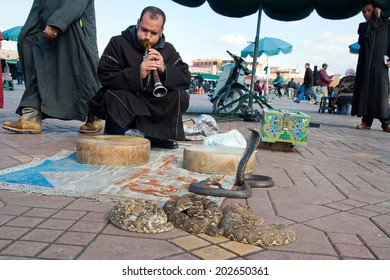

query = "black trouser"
276;87;282;98
362;116;390;128
104;114;127;135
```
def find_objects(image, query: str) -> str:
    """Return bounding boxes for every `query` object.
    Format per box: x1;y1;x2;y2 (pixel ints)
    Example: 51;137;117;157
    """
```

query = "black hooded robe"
352;16;390;121
16;0;100;121
88;26;191;140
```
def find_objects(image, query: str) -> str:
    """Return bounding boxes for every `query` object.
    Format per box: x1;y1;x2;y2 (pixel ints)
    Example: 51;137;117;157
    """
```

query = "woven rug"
0;148;235;206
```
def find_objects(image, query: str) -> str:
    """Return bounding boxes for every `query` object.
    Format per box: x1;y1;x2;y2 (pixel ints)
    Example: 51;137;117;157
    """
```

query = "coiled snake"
220;204;296;246
163;194;223;236
188;128;273;198
109;198;174;233
163;196;296;247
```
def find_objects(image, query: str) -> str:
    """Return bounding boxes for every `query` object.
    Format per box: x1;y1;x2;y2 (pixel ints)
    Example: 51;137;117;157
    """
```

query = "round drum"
76;135;150;167
183;145;255;174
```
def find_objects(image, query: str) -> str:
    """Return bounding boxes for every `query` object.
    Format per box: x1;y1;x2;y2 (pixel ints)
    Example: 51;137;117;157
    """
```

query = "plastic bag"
202;129;247;148
183;114;219;140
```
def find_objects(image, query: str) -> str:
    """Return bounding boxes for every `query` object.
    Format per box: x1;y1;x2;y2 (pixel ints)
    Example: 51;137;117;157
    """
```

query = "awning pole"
248;1;263;108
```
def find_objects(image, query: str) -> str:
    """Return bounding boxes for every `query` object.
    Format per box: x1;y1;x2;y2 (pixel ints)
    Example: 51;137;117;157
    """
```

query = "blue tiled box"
261;108;310;146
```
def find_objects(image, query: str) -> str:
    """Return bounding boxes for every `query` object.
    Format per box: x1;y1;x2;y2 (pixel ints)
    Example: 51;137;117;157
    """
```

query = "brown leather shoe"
356;123;371;129
383;125;390;133
2;119;42;134
79;120;104;133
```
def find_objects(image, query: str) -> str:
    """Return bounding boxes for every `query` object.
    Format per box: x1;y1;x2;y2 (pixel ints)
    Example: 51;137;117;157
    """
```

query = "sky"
1;0;364;76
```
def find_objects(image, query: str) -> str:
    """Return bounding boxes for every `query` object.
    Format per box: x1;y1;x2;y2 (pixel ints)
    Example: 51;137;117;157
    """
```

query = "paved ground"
0;85;389;260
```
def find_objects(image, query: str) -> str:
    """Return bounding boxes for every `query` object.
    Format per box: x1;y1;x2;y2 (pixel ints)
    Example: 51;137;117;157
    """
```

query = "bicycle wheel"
212;87;244;113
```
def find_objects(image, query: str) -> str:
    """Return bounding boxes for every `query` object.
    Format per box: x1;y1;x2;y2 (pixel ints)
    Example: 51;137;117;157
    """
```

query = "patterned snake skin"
163;195;296;247
109;198;174;233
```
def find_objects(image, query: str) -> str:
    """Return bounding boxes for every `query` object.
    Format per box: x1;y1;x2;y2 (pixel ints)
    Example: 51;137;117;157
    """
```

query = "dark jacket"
89;25;191;140
272;75;284;88
287;80;298;89
317;69;332;86
352;15;390;119
313;67;319;86
254;81;262;93
303;67;314;86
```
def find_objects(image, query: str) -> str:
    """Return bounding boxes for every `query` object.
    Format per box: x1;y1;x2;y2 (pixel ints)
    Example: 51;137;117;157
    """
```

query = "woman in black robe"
352;1;390;132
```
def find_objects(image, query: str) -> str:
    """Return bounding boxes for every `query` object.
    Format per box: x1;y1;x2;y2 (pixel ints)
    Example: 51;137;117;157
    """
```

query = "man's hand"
374;8;381;18
43;25;60;40
140;48;165;79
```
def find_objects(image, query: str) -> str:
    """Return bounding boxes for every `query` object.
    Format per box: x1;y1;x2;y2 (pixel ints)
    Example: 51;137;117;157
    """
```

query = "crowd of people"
252;63;328;104
189;75;216;94
292;0;390;133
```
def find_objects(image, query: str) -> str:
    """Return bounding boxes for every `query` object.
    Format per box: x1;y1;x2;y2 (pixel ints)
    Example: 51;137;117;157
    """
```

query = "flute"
143;41;168;97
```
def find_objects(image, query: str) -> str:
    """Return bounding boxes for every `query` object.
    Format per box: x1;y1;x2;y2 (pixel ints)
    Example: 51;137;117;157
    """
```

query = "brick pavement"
0;85;389;260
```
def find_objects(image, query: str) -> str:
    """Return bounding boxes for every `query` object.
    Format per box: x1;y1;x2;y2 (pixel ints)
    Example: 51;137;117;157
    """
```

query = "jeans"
295;84;317;102
275;87;282;98
16;72;24;85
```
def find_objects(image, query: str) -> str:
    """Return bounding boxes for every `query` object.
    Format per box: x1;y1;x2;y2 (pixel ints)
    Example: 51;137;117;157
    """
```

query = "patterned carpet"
0;148;235;205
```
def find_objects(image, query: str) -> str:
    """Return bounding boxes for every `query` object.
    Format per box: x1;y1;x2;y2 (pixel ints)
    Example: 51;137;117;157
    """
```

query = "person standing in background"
294;63;318;103
2;0;102;134
317;63;333;102
286;78;298;99
254;79;262;96
352;1;390;132
313;65;319;95
261;81;267;95
15;59;24;85
1;59;14;91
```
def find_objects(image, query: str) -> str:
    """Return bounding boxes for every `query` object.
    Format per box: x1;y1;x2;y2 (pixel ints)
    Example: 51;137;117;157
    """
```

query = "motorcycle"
210;50;251;113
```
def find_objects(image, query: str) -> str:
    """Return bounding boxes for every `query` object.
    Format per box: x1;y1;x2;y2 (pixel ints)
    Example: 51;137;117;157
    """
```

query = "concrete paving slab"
20;228;64;243
37;218;76;231
1;240;49;257
78;235;184;260
55;231;97;246
304;212;385;235
274;202;339;222
22;208;59;218
270;224;337;256
192;245;237;260
0;226;31;240
38;244;84;260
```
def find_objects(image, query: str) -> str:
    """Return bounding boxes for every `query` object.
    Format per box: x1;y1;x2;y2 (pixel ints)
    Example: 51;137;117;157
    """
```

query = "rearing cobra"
188;128;274;198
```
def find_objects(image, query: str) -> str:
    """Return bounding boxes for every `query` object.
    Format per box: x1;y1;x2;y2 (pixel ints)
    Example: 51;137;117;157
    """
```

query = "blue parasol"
1;26;23;41
241;37;292;95
241;37;292;58
349;42;360;54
